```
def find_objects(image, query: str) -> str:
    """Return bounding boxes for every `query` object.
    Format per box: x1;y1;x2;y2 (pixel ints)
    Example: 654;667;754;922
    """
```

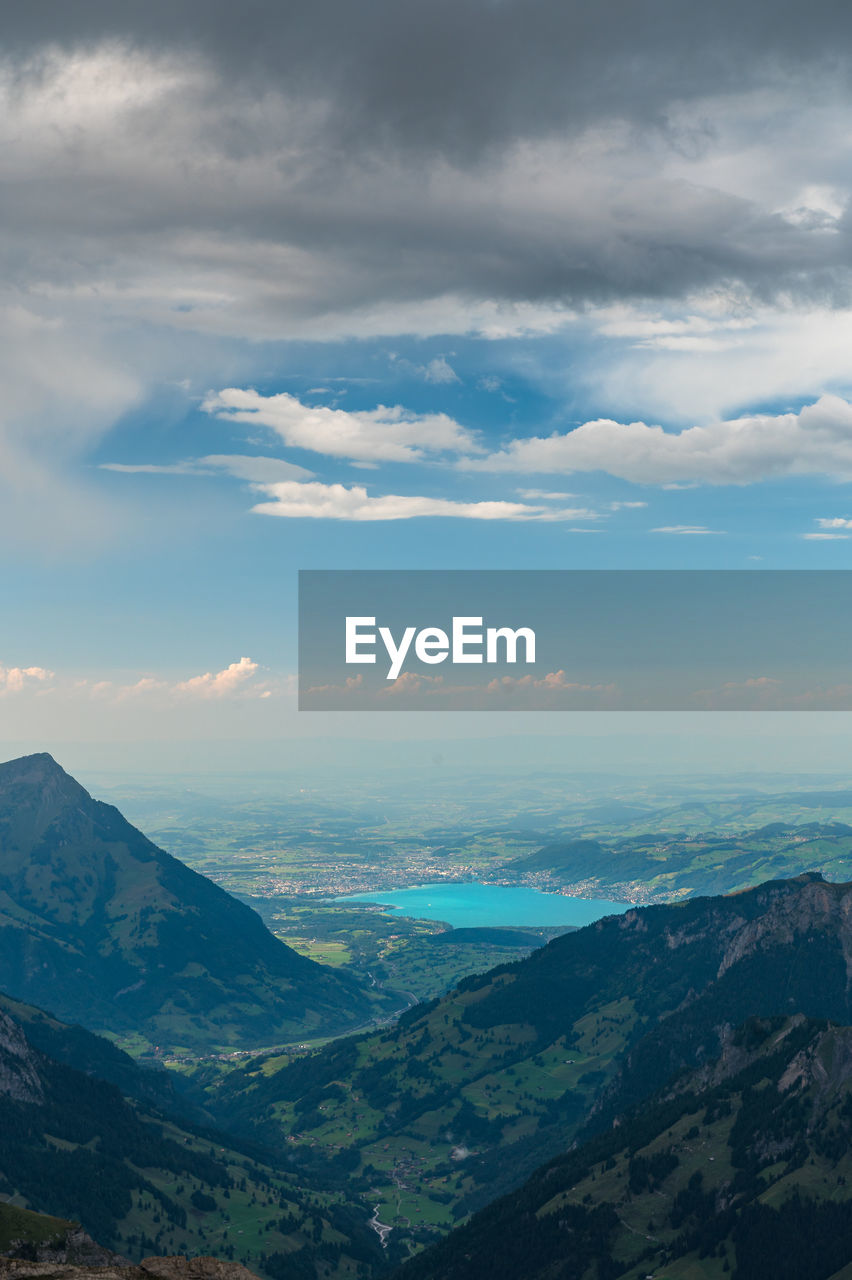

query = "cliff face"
714;874;852;980
0;1010;43;1104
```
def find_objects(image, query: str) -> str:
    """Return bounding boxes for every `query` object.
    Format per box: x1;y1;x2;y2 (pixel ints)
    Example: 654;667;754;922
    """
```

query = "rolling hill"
0;753;377;1051
504;821;852;899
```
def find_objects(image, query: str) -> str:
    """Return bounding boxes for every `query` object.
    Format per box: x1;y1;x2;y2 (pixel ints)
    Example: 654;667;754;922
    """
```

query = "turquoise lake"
333;882;629;929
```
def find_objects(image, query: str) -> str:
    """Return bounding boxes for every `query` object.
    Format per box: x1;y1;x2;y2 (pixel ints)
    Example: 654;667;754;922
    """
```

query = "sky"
4;0;852;765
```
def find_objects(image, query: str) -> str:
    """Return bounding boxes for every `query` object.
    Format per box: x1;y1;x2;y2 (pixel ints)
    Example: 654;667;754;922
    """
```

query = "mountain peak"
0;751;84;788
0;752;92;822
0;752;375;1049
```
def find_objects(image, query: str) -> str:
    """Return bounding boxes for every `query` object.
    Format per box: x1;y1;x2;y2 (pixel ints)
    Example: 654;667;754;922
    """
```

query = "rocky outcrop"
778;1022;852;1099
2;1229;124;1269
0;1257;260;1280
715;873;852;982
140;1259;260;1280
0;1011;43;1104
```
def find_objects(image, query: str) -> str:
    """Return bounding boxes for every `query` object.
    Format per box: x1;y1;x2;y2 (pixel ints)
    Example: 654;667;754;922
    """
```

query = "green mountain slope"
397;1015;852;1280
0;1001;390;1278
0;1202;76;1254
0;754;377;1051
0;990;192;1113
210;874;852;1254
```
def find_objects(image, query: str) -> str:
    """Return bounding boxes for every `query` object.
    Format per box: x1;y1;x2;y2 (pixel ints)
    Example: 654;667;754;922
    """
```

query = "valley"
4;755;852;1279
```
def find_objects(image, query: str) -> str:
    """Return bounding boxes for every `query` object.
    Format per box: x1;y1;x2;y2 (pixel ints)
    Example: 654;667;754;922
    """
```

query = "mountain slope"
211;874;852;1252
0;1000;391;1277
396;1016;852;1280
0;990;192;1112
0;754;375;1050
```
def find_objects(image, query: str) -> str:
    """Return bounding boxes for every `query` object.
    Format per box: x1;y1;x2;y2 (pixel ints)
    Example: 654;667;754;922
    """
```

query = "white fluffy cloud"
203;389;480;463
175;656;260;697
465;395;852;486
0;664;53;695
803;517;852;540
249;479;601;521
88;658;266;701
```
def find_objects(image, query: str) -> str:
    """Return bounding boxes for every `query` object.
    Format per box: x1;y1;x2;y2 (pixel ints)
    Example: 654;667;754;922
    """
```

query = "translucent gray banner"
298;570;852;711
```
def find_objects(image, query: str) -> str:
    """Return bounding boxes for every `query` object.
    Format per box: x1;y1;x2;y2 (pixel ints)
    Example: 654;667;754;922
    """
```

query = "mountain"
0;753;377;1050
396;1015;852;1280
0;998;390;1277
210;874;852;1255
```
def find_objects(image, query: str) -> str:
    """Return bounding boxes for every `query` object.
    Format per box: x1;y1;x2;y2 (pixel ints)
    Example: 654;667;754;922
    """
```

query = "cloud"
203;389;479;462
0;664;53;695
390;354;462;385
423;357;460;385
175;656;260;697
517;488;581;500
2;35;852;357
802;516;852;539
652;526;725;535
486;671;618;698
101;455;313;482
76;659;287;703
7;6;852;556
7;1;852;172
380;672;446;697
576;302;852;423
302;668;619;707
305;673;364;696
108;658;264;700
0;305;142;546
465;395;852;486
249;479;602;521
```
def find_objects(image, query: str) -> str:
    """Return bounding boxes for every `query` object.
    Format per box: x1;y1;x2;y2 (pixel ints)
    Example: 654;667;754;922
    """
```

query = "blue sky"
4;5;852;759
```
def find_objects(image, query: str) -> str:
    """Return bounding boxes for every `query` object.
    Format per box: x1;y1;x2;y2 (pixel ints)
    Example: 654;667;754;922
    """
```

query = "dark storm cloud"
6;0;852;159
1;0;852;338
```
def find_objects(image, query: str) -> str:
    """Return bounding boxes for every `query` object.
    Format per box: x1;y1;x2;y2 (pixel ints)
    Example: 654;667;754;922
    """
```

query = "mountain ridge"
0;754;375;1050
